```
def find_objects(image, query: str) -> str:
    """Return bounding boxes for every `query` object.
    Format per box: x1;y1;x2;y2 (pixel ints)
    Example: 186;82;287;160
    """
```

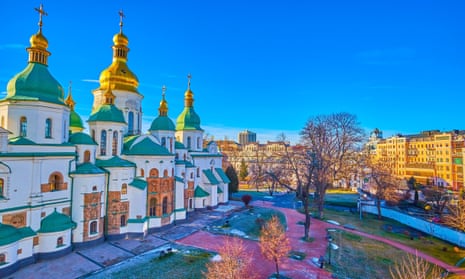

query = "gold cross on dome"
162;85;167;97
34;4;48;32
118;9;125;33
187;73;192;89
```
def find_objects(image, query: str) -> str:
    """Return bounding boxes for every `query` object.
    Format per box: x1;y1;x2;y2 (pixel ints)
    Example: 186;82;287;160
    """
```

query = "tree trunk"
303;197;311;240
275;259;280;278
376;197;382;219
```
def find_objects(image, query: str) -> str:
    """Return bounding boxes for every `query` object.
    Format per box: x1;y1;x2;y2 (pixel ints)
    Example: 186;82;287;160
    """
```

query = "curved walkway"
178;200;465;278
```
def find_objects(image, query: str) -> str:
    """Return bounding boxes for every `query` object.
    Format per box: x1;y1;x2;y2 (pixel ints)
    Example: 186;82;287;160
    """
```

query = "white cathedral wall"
0;242;19;269
17;237;33;261
175;130;204;152
174;180;185;213
123;155;174;179
127;185;146;223
37;230;71;254
1;102;70;144
150;131;176;154
106;167;135;192
88;122;126;159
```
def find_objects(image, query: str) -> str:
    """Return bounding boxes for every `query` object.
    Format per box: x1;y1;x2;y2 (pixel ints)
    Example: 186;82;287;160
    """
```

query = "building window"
57;237;64;247
197;137;200;149
150;168;159;177
128;112;134;134
49;172;63;191
90;221;97;235
45;118;52;138
149;198;157;216
121;183;127;195
20;116;27;137
121;215;126;227
163;170;168;177
91;129;95;140
0;253;5;264
100;130;107;156
112;131;118;156
197;168;200;177
92;185;97;192
161;137;166;147
0;178;4;197
190;172;193;179
162;197;168;215
170;138;173;152
140;168;145;177
84;150;91;162
189;199;193;209
187;136;191;149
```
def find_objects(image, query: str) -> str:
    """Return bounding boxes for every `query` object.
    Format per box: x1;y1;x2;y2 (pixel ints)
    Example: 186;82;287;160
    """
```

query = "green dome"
0;223;21;245
5;63;65;105
176;107;202;131
70;110;84;130
38;210;76;233
123;136;171;156
69;132;97;145
88;104;126;123
150;115;175;131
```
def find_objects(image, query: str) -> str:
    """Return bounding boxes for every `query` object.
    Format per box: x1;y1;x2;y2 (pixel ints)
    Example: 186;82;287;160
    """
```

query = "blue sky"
1;1;464;144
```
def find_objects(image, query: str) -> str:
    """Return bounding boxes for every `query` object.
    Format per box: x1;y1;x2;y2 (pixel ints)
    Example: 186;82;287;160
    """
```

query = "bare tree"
259;215;291;278
204;238;254;279
300;112;365;219
389;251;444;279
443;199;465;232
423;187;450;216
367;159;403;219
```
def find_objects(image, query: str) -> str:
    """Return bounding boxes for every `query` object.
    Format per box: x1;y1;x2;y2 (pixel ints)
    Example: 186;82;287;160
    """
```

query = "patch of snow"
211;255;222;262
327;220;340;225
229;229;246;237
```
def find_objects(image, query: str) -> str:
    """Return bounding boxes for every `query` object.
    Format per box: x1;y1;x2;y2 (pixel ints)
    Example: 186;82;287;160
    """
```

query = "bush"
241;194;252;206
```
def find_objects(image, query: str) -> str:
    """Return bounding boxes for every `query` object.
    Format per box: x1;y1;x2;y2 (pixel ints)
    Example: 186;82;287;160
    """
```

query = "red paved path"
177;201;465;278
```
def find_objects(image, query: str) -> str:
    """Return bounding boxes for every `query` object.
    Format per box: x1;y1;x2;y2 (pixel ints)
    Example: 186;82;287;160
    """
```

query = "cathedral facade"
0;6;229;277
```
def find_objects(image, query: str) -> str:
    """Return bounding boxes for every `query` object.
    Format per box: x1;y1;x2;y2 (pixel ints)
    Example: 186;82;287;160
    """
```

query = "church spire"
184;73;194;107
28;4;50;65
65;81;76;110
158;85;168;116
112;9;129;61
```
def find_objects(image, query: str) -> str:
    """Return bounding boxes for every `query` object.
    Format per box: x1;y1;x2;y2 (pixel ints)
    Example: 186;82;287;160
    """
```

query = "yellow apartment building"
372;130;465;190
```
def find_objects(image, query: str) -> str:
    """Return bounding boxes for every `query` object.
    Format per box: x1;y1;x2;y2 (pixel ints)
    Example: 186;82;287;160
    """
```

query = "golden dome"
30;32;48;49
98;60;139;93
113;32;128;46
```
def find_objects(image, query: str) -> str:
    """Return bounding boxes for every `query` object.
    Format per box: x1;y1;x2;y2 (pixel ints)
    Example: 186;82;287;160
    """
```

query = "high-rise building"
238;130;256;145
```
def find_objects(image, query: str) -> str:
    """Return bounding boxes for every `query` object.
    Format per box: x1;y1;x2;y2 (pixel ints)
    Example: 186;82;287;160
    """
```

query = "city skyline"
1;1;464;144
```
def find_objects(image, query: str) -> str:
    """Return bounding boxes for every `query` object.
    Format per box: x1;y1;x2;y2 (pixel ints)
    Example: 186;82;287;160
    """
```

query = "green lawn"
90;246;212;279
206;206;286;240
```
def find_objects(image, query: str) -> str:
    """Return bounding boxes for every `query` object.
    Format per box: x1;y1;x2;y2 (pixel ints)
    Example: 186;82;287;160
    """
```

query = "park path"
178;200;465;278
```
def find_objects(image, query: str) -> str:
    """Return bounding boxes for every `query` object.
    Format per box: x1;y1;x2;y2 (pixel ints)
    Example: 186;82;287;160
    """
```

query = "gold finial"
34;4;48;33
65;81;76;110
162;85;167;99
187;73;192;89
118;9;125;34
159;85;168;116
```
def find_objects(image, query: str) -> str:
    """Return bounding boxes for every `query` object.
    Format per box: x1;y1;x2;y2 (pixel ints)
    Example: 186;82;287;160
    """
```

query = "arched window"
140;169;145;177
0;178;4;197
0;253;5;264
121;183;127;195
187;136;191;149
162;197;168;215
100;130;107;156
112;131;118;156
161;137;166;147
197;168;200;177
20;116;27;137
197;137;201;149
190;172;194;179
150;168;159;177
57;237;64;247
91;129;95;140
90;221;97;234
49;172;63;191
128;112;134;134
84;150;91;162
121;215;126;227
163;170;168;177
92;185;97;192
170;138;173;152
149;198;157;216
45;118;52;138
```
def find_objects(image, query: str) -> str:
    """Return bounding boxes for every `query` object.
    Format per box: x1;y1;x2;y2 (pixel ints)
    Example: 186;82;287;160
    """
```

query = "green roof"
215;168;231;183
150;115;175;131
70;110;85;129
38;210;76;233
9;136;36;145
0;223;22;245
69;132;97;145
175;160;195;168
194;186;210;197
123;137;172;156
191;153;223;158
175;141;186;149
175;176;184;183
18;226;37;238
129;178;147;190
4;62;65;105
203;169;220;185
96;156;136;168
176;107;202;131
71;163;105;175
88;104;126;123
218;187;223;193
